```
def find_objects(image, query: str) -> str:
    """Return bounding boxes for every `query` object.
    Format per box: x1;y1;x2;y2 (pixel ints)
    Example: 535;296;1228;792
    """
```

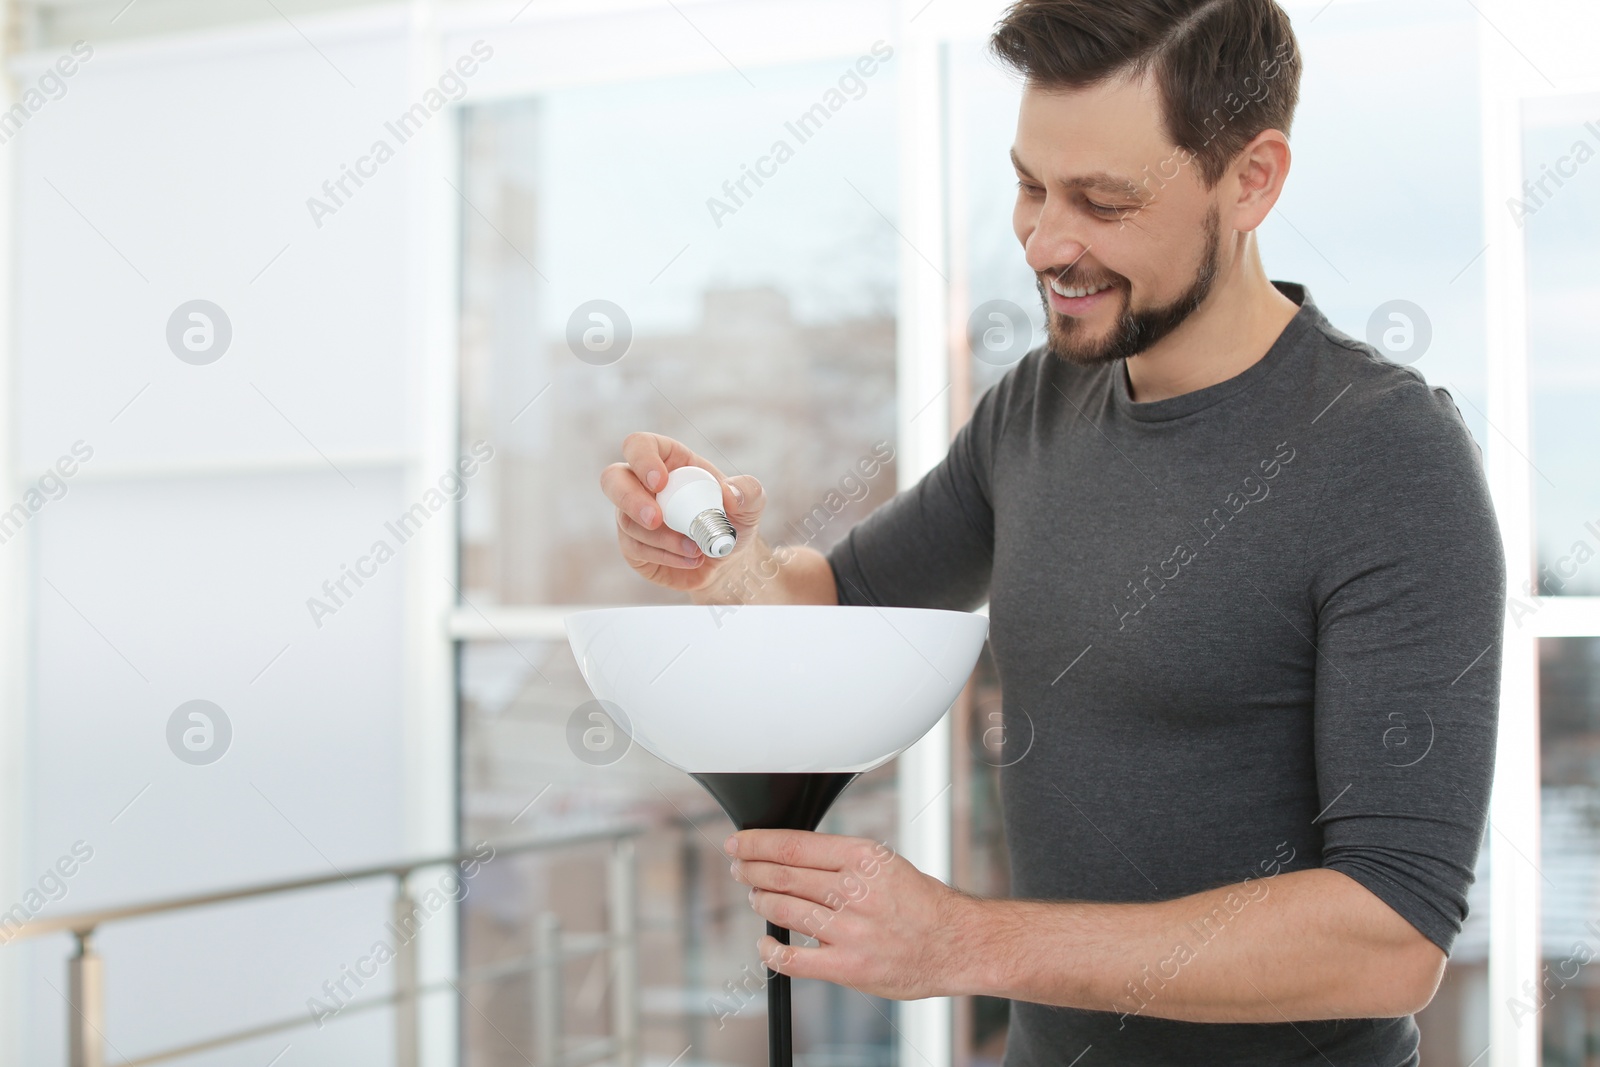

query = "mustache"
1039;270;1120;291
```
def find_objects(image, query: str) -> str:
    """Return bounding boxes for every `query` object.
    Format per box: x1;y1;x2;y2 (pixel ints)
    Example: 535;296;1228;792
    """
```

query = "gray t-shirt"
825;281;1505;1067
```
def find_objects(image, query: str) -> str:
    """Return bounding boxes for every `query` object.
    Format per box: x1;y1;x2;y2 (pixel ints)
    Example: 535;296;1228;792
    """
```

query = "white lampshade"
564;605;989;773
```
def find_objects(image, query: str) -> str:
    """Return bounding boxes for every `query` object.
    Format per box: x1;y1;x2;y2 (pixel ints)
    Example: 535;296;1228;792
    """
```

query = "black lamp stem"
689;772;860;1067
766;921;792;1067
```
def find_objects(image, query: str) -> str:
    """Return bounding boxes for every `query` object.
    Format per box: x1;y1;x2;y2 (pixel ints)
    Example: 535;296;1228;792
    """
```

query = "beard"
1037;203;1222;368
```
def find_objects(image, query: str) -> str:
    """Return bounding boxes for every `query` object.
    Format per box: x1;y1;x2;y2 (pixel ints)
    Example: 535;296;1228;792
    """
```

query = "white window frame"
1478;5;1600;1063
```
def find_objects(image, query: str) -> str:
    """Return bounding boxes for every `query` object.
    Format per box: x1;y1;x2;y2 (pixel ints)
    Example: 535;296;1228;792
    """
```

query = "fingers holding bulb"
618;509;702;555
627;539;705;570
617;511;703;565
600;461;666;531
620;432;722;496
722;474;765;530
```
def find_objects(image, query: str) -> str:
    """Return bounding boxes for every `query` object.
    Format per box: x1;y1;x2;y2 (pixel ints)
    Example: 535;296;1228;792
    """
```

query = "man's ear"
1230;130;1291;234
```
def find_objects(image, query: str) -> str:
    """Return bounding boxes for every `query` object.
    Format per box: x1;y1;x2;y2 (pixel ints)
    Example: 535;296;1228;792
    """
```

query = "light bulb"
657;466;737;559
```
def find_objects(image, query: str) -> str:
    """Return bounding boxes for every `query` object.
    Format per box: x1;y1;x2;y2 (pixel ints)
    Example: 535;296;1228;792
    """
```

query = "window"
453;50;903;1065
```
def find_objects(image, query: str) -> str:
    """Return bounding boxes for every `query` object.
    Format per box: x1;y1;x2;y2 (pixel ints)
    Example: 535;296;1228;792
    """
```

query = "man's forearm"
954;869;1445;1024
690;538;838;606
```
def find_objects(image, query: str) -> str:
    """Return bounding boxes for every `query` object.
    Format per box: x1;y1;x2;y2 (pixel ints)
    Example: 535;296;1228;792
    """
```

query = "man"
600;0;1504;1063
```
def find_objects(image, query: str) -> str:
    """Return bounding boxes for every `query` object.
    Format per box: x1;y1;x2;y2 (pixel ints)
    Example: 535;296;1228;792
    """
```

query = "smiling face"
1012;72;1228;367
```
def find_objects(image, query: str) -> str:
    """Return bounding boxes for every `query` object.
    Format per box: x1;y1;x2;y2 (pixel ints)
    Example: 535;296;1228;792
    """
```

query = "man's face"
1011;73;1227;367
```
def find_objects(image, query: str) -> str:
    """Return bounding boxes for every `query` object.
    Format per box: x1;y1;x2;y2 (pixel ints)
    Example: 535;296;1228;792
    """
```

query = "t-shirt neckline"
1110;280;1316;423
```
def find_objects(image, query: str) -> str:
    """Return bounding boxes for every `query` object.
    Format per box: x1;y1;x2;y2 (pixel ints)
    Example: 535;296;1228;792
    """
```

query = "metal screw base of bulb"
689;509;737;558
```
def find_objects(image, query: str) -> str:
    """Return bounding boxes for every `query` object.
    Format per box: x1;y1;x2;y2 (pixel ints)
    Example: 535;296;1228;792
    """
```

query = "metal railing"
2;826;644;1067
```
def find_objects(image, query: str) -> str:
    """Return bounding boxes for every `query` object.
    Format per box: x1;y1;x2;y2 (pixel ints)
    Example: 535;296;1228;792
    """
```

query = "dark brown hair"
990;0;1302;189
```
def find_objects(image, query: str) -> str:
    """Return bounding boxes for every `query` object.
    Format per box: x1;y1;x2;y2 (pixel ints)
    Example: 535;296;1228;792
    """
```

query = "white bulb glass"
657;466;736;558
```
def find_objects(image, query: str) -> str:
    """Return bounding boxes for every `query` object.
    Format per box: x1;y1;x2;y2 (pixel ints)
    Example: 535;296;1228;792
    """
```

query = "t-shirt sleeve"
1305;376;1505;955
825;355;1025;610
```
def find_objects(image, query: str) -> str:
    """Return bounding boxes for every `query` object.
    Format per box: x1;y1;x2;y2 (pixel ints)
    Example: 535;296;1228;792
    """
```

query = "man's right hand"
601;432;767;594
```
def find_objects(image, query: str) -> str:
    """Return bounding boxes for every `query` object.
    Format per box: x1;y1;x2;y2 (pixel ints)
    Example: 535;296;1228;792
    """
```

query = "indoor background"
0;0;1593;1065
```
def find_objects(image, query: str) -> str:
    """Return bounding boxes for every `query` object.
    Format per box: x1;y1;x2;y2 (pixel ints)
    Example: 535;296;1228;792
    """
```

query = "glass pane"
952;647;1013;1065
1415;843;1490;1065
459;638;899;1067
1539;637;1600;1065
1524;103;1600;596
457;62;900;608
456;55;903;1067
947;41;1042;419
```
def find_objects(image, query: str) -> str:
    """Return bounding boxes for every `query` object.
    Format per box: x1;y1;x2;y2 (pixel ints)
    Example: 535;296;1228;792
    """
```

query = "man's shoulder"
1284;308;1496;555
1290;306;1504;598
1292;306;1476;461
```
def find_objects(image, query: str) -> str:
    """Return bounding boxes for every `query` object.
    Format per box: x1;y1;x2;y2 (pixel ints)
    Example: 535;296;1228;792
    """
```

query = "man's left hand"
724;829;978;1000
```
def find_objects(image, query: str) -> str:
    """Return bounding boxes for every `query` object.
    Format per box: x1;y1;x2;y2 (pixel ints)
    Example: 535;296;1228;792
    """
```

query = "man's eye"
1087;200;1124;216
1016;180;1043;196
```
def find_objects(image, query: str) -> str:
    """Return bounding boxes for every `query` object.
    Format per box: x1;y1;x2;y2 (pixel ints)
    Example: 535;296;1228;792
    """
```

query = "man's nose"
1023;206;1091;278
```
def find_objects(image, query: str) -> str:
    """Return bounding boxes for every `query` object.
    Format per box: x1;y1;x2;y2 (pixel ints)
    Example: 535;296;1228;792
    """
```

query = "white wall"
1;6;459;1064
